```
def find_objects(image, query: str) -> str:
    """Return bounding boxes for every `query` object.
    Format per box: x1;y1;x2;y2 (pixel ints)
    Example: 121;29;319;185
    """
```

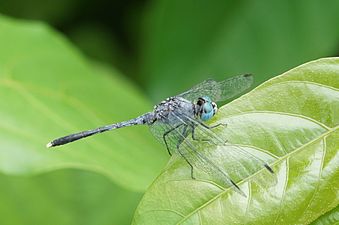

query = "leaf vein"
176;126;337;224
273;159;289;225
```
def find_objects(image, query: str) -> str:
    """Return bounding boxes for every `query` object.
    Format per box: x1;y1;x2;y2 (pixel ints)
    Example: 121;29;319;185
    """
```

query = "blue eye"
197;96;218;121
200;102;214;121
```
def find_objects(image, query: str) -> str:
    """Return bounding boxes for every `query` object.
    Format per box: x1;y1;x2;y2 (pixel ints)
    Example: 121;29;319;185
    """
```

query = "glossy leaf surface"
133;58;339;225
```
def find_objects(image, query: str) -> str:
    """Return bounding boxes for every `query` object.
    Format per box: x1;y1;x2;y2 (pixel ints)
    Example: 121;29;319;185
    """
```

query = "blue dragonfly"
47;74;273;196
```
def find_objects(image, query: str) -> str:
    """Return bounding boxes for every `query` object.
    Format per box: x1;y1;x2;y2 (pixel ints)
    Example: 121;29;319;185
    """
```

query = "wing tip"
264;163;274;174
243;73;254;82
230;179;247;197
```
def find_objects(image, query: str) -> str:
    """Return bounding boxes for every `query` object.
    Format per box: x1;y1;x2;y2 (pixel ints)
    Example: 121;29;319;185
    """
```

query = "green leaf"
141;0;339;100
0;169;142;225
0;14;167;192
133;58;339;224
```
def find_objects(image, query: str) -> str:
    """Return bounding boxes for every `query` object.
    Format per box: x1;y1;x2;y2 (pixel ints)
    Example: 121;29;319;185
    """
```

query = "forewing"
169;112;245;194
177;74;254;102
182;114;275;176
216;74;254;102
177;79;220;102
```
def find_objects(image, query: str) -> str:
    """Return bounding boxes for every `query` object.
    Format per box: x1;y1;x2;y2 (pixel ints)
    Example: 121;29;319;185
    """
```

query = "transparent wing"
177;74;254;102
149;113;245;195
181;114;275;174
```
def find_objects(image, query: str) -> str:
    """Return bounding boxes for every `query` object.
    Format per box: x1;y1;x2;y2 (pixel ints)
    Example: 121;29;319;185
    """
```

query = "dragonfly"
47;74;273;196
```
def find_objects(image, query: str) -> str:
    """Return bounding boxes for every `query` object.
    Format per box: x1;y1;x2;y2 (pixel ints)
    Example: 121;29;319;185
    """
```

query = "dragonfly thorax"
195;96;218;121
153;97;195;123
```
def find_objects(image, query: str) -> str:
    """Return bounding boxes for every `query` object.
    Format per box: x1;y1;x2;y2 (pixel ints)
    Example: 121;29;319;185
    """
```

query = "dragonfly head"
196;96;218;121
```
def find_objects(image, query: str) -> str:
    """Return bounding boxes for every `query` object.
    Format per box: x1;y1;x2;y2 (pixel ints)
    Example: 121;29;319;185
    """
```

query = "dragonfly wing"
181;114;275;175
177;74;254;102
177;79;220;102
151;113;246;196
215;74;253;102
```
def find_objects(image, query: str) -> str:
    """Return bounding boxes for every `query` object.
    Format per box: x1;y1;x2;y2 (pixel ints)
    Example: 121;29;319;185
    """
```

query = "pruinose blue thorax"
197;96;218;121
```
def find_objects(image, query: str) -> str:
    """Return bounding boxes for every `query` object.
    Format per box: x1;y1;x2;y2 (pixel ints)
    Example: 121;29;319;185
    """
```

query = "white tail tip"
46;142;53;148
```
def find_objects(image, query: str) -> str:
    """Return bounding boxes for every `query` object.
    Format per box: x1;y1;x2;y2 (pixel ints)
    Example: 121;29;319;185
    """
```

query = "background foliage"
0;1;338;225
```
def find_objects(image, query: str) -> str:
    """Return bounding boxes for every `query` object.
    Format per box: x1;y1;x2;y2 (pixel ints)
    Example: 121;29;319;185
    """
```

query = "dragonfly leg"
176;125;195;179
211;123;227;129
176;142;195;180
199;121;227;129
163;124;183;156
192;121;228;144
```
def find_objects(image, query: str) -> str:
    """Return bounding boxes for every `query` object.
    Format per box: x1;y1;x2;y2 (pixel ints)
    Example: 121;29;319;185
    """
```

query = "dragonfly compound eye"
200;102;214;121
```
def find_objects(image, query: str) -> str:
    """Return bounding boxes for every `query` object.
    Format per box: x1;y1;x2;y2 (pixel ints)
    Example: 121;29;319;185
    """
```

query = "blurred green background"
0;0;338;224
